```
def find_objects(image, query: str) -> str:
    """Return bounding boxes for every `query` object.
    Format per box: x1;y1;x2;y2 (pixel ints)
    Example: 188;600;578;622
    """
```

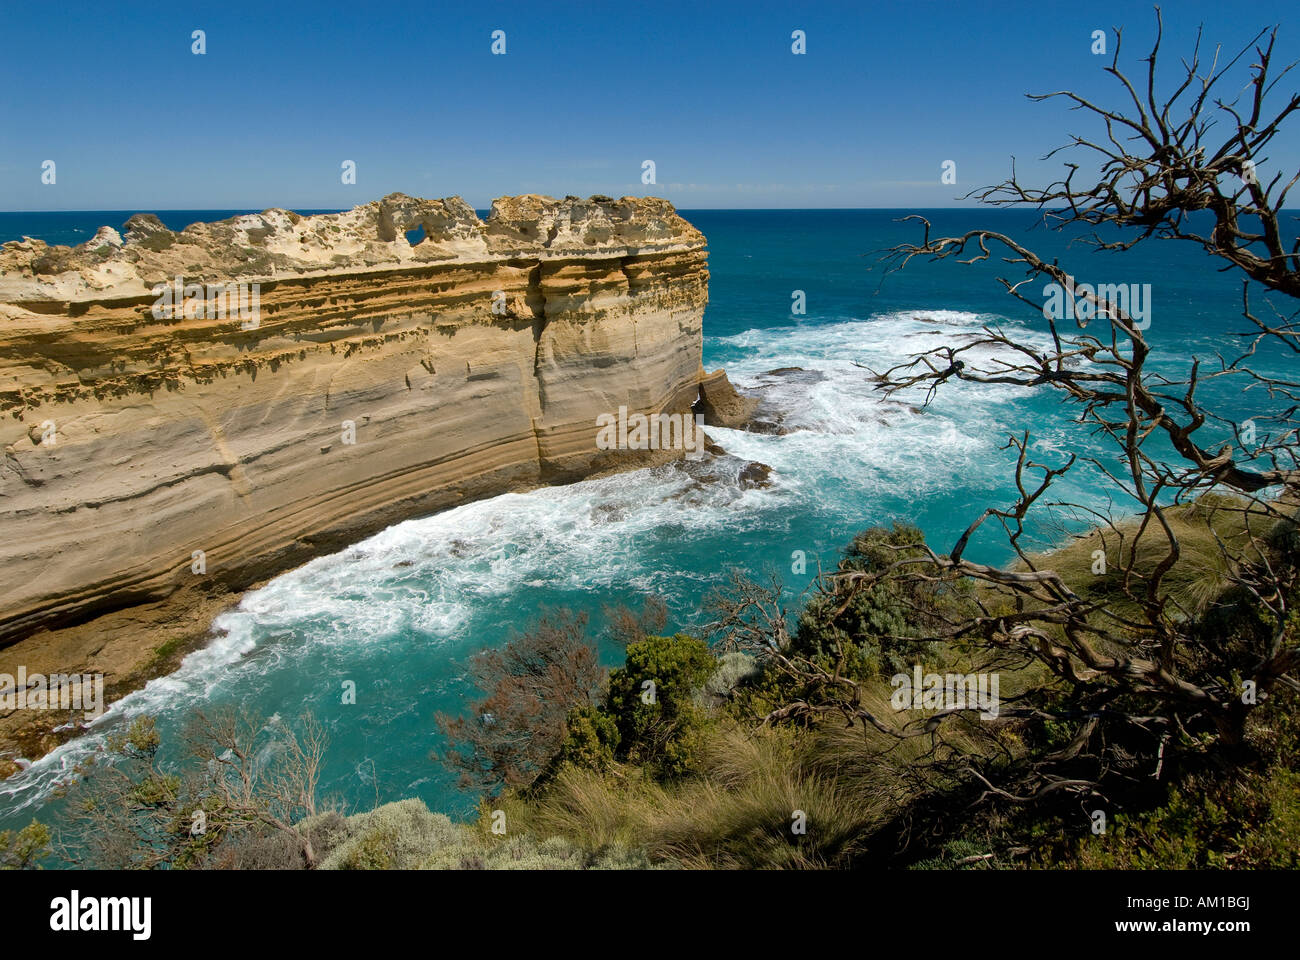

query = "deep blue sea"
1;208;1294;845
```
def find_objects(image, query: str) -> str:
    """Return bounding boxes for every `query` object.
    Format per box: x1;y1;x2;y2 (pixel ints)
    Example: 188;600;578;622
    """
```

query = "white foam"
0;307;1068;817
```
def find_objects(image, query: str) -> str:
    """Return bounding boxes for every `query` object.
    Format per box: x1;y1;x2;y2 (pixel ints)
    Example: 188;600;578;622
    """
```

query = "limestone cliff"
0;193;732;656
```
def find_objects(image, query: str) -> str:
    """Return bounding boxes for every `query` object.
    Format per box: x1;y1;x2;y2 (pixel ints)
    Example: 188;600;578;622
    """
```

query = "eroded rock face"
0;194;728;645
0;193;707;302
693;369;759;429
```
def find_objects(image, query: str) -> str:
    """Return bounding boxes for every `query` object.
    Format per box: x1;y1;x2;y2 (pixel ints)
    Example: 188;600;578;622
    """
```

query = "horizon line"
0;205;995;214
6;206;1295;215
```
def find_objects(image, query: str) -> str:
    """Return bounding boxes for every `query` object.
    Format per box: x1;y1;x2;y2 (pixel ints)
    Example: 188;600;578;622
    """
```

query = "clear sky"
1;0;1296;210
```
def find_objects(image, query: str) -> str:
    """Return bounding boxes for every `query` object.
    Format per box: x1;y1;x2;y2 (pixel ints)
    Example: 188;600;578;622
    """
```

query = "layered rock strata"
0;194;736;660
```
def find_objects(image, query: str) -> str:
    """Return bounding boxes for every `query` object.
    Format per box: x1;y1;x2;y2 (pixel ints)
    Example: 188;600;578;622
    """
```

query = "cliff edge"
0;194;751;764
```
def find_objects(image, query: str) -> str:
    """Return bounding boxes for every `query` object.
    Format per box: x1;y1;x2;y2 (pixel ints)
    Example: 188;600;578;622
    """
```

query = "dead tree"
59;710;328;869
716;12;1300;810
862;11;1300;774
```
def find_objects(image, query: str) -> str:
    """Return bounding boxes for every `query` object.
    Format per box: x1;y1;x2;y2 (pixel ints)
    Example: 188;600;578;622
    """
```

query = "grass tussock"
1030;493;1290;618
520;726;875;868
511;692;1017;870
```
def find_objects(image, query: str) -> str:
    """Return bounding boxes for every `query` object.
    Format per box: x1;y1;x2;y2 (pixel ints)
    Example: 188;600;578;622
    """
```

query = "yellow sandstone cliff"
0;194;741;671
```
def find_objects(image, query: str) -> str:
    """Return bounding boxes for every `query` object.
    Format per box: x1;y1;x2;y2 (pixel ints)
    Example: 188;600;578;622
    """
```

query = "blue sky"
1;0;1296;210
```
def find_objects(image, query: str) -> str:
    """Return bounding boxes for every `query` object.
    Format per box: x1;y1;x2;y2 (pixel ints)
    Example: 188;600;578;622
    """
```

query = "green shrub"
795;523;960;679
1050;764;1300;870
319;799;459;870
138;231;175;252
560;705;620;772
606;633;715;777
700;651;761;705
0;821;50;870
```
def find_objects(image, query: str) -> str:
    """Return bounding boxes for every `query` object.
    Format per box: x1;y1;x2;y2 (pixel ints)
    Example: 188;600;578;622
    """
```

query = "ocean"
1;208;1292;843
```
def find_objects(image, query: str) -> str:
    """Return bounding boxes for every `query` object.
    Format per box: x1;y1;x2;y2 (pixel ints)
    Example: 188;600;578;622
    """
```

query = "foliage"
208;812;350;870
320;799;459;870
57;711;328;869
137;231;175;252
1037;691;1300;869
522;724;881;868
315;798;655;870
699;651;762;706
602;595;669;649
559;705;621;773
909;839;999;870
0;820;51;870
605;633;716;777
436;609;602;795
795;523;968;679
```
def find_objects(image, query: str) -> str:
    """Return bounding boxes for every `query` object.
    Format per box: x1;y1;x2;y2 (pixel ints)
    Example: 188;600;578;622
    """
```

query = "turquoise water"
1;209;1293;845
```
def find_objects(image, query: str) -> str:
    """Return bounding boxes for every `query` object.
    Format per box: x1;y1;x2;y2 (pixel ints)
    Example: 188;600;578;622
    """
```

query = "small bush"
437;610;602;794
700;651;761;705
316;799;655;870
560;705;620;772
606;633;716;777
795;523;960;679
0;821;50;870
320;800;460;870
138;231;175;252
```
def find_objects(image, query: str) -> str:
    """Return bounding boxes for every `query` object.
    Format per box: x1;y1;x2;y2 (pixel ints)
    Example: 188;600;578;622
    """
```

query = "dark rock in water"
756;366;826;385
694;369;759;428
668;442;773;497
738;461;773;489
704;440;727;456
393;559;415;569
745;419;788;435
